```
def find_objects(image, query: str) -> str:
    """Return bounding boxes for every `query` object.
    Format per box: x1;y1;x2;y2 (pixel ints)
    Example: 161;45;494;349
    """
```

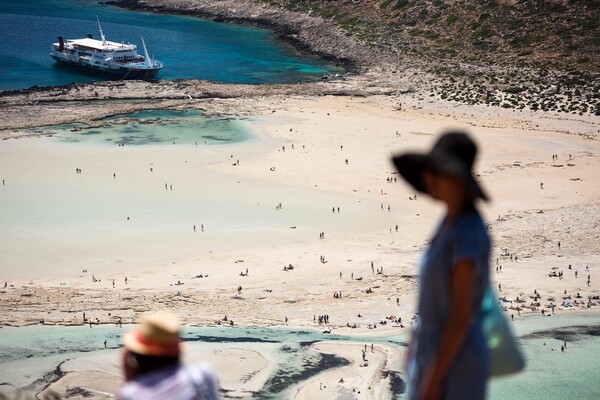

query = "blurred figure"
118;311;219;400
393;132;491;399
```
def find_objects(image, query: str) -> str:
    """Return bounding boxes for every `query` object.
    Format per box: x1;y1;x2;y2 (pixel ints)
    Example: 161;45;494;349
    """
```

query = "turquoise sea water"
489;312;600;400
0;0;339;90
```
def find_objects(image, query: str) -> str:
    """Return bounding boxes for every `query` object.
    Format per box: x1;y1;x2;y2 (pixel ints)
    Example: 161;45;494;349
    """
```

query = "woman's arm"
420;258;477;399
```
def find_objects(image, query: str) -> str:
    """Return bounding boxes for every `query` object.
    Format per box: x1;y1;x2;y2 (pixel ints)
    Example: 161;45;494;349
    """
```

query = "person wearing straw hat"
392;131;491;400
118;311;219;400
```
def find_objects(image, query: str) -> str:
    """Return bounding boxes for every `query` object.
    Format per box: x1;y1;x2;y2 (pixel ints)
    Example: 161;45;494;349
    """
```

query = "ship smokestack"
58;36;64;51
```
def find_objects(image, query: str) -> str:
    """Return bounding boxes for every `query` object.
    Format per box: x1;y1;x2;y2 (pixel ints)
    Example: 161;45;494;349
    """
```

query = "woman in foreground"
392;132;491;400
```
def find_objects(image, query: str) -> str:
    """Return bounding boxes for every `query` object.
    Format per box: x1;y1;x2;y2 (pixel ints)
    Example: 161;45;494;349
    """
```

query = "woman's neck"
445;196;473;221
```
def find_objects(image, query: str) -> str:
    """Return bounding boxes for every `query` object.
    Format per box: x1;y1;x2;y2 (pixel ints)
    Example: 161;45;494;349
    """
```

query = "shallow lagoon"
25;109;250;146
0;324;405;398
1;312;599;398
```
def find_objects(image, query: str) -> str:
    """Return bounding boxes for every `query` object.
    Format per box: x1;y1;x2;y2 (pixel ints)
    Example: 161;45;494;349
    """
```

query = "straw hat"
391;131;489;201
123;311;181;356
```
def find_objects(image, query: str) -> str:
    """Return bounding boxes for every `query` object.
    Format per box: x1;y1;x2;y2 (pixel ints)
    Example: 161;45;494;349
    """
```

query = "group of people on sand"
193;224;204;232
380;203;392;211
215;315;235;326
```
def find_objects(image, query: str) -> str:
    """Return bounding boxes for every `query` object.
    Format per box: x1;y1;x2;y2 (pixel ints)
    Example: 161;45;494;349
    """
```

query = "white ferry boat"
50;18;163;80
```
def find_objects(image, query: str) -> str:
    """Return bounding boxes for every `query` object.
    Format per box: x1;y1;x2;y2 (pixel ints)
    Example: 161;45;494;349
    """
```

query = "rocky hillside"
261;0;599;72
111;0;600;115
258;0;600;115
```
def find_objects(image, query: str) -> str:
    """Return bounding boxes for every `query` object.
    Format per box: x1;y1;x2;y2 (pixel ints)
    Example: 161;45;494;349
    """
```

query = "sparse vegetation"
255;0;599;115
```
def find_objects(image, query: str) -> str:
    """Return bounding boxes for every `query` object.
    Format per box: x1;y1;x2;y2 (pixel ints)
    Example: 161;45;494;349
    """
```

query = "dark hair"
128;351;180;376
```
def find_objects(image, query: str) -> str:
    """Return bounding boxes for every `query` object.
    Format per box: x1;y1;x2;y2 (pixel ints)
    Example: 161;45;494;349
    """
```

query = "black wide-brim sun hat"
392;131;489;201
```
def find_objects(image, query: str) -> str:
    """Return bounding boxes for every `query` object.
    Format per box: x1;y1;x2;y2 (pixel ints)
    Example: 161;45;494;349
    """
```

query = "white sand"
292;341;403;400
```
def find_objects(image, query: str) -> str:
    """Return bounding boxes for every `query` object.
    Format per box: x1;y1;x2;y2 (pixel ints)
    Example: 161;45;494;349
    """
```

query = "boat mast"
140;37;152;68
96;16;107;46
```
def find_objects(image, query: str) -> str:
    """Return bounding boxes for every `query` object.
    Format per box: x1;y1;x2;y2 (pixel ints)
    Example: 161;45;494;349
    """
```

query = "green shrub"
394;0;410;10
446;14;458;25
505;86;527;94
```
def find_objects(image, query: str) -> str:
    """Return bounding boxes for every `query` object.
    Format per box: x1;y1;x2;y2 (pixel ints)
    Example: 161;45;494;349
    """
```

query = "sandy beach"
1;86;599;398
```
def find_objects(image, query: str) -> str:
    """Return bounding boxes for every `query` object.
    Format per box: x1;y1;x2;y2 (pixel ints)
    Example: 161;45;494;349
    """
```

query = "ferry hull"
51;56;160;80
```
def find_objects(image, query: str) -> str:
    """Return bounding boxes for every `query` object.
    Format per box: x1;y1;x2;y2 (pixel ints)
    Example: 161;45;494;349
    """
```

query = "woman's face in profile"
423;169;464;202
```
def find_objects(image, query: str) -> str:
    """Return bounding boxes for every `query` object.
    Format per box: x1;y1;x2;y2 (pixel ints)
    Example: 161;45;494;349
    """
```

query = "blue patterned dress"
407;209;491;399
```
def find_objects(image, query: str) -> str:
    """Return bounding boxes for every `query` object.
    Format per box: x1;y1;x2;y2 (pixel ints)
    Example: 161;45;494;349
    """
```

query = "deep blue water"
0;0;339;90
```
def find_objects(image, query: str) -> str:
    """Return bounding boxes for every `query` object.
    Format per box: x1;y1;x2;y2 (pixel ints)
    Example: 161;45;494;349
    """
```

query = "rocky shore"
108;0;384;73
1;0;596;126
0;77;403;134
104;0;600;117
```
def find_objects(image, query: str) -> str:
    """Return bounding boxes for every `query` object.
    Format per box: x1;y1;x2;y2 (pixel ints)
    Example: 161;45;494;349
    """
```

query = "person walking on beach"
118;311;219;400
393;131;491;400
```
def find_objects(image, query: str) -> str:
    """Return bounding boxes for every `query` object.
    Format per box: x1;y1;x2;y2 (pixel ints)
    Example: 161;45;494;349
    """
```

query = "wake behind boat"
50;18;163;80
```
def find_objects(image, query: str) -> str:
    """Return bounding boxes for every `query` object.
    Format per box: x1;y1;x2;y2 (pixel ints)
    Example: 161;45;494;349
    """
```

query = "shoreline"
106;0;599;117
2;0;597;119
107;0;383;74
0;78;399;133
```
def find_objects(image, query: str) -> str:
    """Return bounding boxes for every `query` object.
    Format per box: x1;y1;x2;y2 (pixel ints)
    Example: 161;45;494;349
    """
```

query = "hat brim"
392;154;428;194
124;331;181;357
392;153;488;201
